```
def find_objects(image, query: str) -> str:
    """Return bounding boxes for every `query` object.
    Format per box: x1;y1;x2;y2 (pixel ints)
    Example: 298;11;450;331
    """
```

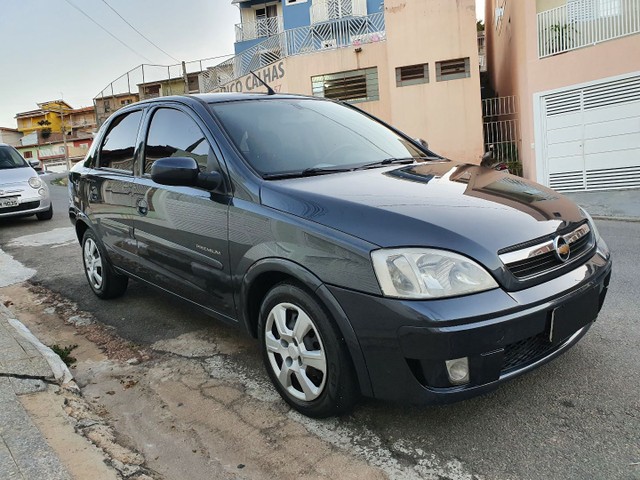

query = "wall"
283;0;310;29
383;0;484;161
0;129;22;146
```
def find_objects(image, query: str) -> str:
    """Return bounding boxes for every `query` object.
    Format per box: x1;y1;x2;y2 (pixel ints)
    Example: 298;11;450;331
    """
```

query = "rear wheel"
258;282;359;418
82;230;128;299
36;204;53;221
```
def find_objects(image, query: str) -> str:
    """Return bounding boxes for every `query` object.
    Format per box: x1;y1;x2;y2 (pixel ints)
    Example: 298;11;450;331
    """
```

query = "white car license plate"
0;197;19;208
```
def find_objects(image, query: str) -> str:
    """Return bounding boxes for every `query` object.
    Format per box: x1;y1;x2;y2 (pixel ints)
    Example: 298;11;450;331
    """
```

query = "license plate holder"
549;287;599;344
0;197;19;208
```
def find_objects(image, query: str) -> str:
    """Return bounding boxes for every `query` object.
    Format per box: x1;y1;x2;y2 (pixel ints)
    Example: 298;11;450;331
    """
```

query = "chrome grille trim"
499;224;591;265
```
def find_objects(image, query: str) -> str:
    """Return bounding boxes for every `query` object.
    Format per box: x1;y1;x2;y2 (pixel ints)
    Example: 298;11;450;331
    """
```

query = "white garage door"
542;74;640;192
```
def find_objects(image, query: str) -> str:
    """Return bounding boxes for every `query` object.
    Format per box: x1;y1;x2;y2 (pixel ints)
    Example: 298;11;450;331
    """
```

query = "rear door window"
98;110;143;172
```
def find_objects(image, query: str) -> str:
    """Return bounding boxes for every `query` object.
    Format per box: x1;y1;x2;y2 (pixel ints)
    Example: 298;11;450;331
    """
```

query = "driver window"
144;108;217;175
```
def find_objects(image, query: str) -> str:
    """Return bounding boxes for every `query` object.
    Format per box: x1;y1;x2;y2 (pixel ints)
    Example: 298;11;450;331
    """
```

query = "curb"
1;303;77;391
592;215;640;223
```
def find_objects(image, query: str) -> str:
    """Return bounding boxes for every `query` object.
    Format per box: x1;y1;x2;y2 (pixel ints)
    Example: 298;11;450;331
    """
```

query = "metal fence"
200;12;386;93
537;0;640;58
236;17;284;42
482;95;522;175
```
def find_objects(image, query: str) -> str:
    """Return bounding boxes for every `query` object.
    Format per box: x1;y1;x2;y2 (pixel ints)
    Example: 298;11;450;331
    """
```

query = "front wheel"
258;282;359;418
36;204;53;221
82;230;128;299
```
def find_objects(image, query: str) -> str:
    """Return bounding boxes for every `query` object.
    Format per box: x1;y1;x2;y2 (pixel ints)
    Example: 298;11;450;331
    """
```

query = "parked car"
0;143;52;221
68;94;612;417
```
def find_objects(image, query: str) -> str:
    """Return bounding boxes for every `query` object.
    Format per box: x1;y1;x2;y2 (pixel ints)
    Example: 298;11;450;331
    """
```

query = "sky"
0;0;485;128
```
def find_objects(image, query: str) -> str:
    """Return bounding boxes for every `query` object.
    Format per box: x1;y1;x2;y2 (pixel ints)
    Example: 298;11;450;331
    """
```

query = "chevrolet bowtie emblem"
554;236;571;262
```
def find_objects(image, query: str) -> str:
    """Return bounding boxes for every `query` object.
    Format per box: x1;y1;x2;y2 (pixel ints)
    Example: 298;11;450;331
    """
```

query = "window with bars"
396;64;429;87
436;57;471;82
311;68;379;103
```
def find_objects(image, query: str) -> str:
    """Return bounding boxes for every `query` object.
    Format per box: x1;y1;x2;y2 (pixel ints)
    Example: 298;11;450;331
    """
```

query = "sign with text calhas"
218;61;285;93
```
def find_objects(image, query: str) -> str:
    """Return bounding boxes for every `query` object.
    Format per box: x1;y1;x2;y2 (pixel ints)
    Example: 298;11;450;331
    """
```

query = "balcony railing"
201;12;385;93
235;16;284;42
538;0;640;58
310;0;368;24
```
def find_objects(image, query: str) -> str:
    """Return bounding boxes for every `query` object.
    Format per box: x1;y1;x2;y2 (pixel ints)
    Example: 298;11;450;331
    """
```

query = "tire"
81;230;128;299
258;282;359;418
36;204;53;221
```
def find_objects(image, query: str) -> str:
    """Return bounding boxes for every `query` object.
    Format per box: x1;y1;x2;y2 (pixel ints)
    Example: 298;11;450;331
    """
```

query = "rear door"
85;109;143;271
132;105;234;318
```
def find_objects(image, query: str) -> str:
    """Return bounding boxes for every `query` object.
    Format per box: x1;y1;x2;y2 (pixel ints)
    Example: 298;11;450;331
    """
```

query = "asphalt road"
1;178;638;480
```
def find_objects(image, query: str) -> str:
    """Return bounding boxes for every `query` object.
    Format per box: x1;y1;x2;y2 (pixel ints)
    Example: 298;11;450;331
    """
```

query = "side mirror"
150;157;222;191
28;159;42;172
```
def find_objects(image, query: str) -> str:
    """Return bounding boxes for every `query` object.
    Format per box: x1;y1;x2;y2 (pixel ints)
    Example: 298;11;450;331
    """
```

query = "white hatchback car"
0;143;52;221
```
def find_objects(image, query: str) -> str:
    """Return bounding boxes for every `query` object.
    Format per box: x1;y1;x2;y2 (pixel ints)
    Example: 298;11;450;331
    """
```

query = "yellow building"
15;100;73;135
15;100;97;136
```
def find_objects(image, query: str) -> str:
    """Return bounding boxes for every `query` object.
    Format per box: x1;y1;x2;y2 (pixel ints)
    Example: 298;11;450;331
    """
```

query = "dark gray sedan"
68;94;612;417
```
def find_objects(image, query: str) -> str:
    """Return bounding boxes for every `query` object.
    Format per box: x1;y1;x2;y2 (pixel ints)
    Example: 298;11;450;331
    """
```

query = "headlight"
371;248;498;299
579;207;609;257
28;177;42;189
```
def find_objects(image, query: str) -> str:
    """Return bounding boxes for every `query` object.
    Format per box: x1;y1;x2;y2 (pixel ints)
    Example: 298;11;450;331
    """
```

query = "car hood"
260;162;587;271
0;166;35;186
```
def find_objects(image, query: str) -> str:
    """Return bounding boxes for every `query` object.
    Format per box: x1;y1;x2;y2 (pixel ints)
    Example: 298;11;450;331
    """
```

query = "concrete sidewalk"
0;303;72;480
565;188;640;221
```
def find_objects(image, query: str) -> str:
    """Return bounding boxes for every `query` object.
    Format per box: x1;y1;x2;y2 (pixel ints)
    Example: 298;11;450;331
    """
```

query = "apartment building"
201;0;485;162
486;0;640;191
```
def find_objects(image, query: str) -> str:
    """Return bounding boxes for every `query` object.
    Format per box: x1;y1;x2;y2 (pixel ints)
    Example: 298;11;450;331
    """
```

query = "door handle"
137;199;148;216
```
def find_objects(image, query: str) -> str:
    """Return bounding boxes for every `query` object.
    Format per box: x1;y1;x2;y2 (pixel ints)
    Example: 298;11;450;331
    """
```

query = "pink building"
486;0;640;192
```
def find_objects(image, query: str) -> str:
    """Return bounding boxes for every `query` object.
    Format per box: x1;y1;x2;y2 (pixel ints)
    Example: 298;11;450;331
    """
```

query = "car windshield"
0;146;28;170
209;99;433;177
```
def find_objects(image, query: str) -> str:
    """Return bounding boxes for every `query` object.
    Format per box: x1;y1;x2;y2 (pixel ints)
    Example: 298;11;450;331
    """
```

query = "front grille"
501;224;594;279
0;201;40;214
502;333;556;373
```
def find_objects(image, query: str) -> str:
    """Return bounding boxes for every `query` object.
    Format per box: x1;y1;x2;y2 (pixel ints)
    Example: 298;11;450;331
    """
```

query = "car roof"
135;92;318;107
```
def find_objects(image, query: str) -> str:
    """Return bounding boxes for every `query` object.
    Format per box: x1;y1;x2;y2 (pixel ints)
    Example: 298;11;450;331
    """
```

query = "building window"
436;58;471;82
121;99;133;105
311;68;379;103
396;64;429;87
23;151;33;159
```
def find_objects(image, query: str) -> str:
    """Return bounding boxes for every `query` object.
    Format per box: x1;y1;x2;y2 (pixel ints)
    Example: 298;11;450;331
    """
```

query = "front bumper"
328;250;612;404
0;195;51;218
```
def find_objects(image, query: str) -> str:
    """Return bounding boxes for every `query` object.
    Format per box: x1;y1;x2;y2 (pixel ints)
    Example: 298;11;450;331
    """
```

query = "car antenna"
250;71;276;95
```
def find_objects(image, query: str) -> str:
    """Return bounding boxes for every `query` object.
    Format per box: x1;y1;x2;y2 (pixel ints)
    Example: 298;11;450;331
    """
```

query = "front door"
132;106;234;318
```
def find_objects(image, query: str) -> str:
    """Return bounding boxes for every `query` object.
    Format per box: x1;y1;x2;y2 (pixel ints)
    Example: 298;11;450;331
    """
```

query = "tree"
477;20;485;32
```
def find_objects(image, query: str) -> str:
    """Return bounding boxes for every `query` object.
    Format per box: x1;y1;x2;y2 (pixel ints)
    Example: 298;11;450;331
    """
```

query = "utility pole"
60;108;70;171
182;61;189;94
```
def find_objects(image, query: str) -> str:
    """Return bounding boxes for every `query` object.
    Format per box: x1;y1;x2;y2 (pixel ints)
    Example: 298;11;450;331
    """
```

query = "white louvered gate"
542;74;640;192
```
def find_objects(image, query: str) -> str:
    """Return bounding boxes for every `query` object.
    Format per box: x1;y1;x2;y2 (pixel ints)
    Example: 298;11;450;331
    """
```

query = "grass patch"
50;344;78;366
50;177;68;187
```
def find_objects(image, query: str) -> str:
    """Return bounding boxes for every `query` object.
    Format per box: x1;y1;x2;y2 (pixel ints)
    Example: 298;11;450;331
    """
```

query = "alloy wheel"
83;238;103;291
264;302;327;401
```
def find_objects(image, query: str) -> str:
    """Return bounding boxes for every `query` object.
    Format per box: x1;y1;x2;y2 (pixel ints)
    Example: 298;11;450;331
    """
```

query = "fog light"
38;188;46;196
445;357;469;385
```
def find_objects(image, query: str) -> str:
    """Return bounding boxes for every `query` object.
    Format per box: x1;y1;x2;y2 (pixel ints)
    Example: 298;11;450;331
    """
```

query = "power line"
62;0;154;63
100;0;180;63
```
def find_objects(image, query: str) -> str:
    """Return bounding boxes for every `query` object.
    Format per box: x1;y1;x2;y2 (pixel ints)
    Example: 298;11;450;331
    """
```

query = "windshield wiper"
263;166;353;180
355;156;447;170
355;158;418;170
